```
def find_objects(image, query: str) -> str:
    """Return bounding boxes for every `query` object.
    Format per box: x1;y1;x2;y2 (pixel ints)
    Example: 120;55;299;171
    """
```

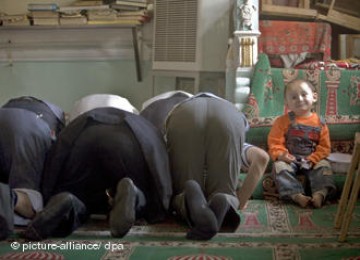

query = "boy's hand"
277;152;296;163
300;159;313;170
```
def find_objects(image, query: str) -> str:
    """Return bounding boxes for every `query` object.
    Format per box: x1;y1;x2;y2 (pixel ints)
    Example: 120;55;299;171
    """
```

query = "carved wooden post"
234;0;260;68
232;0;260;110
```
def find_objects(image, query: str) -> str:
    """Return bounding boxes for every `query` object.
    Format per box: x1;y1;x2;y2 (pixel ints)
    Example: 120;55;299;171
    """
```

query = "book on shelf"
32;17;59;26
119;0;147;2
108;1;147;8
115;15;148;22
28;10;59;27
1;14;30;26
87;9;118;21
60;11;83;18
60;16;87;25
30;11;59;18
117;3;152;16
71;0;104;6
110;4;142;11
87;19;141;25
58;4;110;12
28;3;59;11
117;9;147;16
104;0;148;3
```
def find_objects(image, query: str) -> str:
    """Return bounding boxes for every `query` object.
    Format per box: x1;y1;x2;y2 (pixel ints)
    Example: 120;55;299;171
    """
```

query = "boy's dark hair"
284;79;316;96
284;79;318;112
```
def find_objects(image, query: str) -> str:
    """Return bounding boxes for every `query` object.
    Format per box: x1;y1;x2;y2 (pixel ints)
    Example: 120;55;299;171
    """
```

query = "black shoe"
21;192;87;241
109;178;137;238
184;180;218;240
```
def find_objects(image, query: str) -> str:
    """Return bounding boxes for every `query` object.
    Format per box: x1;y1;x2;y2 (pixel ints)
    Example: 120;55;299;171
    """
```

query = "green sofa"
240;54;360;200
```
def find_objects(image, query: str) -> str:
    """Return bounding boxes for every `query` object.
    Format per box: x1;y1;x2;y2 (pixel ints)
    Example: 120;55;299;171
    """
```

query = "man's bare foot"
239;201;249;211
312;192;324;209
292;193;312;208
14;191;35;219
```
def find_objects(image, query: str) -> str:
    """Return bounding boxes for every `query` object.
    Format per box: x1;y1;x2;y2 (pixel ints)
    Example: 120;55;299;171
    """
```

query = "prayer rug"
1;200;359;259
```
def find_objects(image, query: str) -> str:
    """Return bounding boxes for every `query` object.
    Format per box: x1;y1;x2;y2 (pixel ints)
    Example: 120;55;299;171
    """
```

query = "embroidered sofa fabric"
243;53;360;154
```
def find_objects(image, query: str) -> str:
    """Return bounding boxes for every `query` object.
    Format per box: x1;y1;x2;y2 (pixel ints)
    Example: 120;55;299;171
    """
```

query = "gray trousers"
166;97;245;211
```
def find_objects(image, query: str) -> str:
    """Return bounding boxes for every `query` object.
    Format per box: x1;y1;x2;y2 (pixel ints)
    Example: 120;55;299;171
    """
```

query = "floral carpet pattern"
1;200;360;259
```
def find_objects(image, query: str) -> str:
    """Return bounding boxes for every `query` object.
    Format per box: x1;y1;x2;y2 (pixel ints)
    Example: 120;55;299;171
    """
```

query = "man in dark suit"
0;96;65;240
22;104;172;240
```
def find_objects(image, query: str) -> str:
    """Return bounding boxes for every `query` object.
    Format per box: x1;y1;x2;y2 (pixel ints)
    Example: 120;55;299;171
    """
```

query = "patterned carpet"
1;199;360;259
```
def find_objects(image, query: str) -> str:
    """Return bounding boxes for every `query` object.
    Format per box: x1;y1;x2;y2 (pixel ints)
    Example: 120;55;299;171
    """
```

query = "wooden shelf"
315;2;359;18
260;0;360;31
0;24;139;30
260;0;317;18
316;0;360;31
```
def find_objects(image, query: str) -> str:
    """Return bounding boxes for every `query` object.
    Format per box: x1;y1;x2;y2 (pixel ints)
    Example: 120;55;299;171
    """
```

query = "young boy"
268;79;336;208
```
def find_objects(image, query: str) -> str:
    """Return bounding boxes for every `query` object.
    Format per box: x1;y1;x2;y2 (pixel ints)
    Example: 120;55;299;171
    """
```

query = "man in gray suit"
141;91;247;240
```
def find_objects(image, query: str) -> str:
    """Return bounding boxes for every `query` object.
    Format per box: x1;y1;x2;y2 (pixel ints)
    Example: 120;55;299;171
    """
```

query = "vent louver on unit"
153;0;197;64
152;0;231;72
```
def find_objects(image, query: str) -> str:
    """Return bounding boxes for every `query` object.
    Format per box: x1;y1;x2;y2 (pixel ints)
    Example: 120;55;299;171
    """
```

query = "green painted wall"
0;1;175;112
0;0;230;113
0;60;160;112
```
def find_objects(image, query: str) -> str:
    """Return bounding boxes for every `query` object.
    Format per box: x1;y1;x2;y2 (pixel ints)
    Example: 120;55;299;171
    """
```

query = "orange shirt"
268;113;331;164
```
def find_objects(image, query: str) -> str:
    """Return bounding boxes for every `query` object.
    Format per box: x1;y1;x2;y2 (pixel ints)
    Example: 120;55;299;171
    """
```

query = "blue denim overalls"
273;112;336;200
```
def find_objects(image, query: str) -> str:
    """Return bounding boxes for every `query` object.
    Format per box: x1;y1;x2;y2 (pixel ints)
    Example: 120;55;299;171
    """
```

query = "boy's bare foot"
292;193;312;208
14;191;35;219
312;192;324;209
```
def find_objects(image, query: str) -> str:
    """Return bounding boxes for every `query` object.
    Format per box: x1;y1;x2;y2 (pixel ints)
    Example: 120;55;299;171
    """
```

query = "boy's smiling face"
285;80;317;117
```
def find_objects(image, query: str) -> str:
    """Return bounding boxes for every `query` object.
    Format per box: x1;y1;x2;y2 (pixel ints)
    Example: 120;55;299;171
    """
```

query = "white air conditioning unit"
152;0;232;72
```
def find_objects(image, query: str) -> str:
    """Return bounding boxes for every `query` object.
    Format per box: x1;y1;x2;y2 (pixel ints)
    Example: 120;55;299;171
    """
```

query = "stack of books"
30;11;59;26
115;5;153;24
87;9;119;23
59;12;87;26
58;2;110;25
58;2;110;12
28;3;59;26
107;0;148;11
1;14;30;26
1;0;151;27
105;0;153;25
84;0;151;25
28;3;58;12
71;0;104;6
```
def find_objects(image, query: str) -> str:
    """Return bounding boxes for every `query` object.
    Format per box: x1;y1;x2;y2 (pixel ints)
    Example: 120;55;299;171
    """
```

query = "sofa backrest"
243;54;360;154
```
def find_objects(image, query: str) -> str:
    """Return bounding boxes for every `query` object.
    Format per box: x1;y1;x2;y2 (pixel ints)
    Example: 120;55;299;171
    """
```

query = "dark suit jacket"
41;107;172;222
